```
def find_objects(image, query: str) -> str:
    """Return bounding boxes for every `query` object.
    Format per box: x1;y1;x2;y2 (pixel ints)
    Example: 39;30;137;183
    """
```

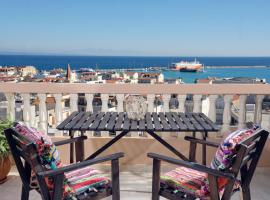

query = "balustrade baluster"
193;95;202;113
177;95;186;113
38;93;47;134
254;95;264;124
53;94;63;136
208;95;218;122
85;93;94;112
238;95;247;129
116;94;124;112
22;93;31;126
163;94;170;112
5;93;15;121
101;94;109;137
221;95;233;136
147;94;155;112
70;93;78;112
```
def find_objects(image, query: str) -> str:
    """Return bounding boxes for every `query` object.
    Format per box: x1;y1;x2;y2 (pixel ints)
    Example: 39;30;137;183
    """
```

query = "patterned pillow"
211;125;259;171
15;123;62;170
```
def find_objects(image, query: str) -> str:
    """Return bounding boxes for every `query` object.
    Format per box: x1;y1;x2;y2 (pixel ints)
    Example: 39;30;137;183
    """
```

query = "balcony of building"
0;82;270;199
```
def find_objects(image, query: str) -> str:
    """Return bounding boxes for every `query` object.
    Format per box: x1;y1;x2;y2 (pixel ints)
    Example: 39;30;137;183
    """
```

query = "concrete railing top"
0;82;270;95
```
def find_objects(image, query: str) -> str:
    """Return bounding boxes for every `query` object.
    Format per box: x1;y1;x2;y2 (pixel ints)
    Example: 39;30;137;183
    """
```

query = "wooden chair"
5;128;124;200
148;128;269;200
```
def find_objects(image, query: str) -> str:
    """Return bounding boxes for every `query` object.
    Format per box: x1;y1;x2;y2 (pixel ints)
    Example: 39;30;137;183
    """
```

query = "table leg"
189;131;197;162
202;131;207;165
146;130;189;161
69;130;74;164
86;130;129;160
75;131;85;162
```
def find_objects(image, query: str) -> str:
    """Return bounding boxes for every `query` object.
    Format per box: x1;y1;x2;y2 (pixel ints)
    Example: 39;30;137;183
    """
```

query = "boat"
172;59;203;72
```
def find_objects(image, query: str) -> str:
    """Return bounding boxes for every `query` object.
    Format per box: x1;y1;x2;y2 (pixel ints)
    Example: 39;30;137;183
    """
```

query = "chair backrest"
4;128;52;199
231;129;269;181
220;128;269;199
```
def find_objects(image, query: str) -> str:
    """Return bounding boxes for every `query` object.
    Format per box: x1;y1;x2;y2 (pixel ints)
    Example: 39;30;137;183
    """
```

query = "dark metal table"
57;112;219;164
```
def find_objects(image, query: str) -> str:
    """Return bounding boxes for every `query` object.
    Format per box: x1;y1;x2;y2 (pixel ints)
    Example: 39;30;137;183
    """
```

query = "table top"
57;112;219;132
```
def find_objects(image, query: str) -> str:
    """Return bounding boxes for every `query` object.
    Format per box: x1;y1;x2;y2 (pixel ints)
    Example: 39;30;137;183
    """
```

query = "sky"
0;0;270;57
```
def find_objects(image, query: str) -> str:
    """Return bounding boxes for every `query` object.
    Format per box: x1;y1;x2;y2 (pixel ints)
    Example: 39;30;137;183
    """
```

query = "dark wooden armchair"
5;128;124;200
148;129;269;200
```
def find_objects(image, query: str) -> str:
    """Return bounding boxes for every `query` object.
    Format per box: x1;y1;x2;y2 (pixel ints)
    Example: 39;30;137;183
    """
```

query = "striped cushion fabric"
161;167;210;199
160;167;240;199
64;167;111;200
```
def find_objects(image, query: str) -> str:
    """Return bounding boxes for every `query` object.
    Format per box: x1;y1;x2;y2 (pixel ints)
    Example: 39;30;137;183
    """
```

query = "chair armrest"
147;153;235;180
54;136;87;146
184;136;220;148
37;152;124;177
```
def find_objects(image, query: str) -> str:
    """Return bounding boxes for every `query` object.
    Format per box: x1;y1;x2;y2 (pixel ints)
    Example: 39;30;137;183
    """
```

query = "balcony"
1;82;270;199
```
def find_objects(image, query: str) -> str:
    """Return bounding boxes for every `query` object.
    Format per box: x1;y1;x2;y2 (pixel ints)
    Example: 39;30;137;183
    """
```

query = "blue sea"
1;55;270;83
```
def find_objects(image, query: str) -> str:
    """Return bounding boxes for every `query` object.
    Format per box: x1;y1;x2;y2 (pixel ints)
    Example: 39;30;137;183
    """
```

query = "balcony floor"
1;167;270;200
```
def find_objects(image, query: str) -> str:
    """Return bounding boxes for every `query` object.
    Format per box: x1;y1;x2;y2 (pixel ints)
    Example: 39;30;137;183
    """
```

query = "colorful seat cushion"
161;167;209;198
64;167;111;199
160;167;240;199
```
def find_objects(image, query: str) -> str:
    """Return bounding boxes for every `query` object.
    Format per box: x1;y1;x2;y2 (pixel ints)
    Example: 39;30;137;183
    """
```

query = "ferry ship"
172;59;203;72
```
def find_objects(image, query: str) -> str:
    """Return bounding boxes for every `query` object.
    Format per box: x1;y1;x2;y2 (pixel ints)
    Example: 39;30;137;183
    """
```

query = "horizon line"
1;53;270;58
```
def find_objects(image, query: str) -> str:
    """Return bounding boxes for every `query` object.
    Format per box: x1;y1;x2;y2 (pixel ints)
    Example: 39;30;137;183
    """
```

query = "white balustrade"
147;94;155;112
116;94;125;112
70;93;78;112
101;94;109;112
238;95;247;129
208;95;218;122
254;95;264;124
38;93;47;134
21;93;31;126
5;93;15;121
53;94;63;135
1;83;270;139
163;94;171;112
100;94;109;136
177;95;186;113
221;95;233;136
193;95;202;113
85;93;94;112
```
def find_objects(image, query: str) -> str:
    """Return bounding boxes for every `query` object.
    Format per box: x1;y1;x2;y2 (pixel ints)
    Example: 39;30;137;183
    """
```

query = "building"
17;66;37;77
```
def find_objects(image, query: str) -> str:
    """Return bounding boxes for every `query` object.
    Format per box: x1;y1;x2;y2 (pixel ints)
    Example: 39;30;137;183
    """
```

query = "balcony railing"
0;82;270;138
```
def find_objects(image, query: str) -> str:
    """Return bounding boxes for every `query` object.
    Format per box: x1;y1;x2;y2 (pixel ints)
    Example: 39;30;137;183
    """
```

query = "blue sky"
0;0;270;56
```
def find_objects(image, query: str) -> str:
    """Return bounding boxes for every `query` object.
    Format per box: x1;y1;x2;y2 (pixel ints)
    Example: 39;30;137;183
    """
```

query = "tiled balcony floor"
1;168;270;200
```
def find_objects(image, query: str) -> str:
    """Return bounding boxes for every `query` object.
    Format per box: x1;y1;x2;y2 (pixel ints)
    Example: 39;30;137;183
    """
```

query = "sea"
1;55;270;83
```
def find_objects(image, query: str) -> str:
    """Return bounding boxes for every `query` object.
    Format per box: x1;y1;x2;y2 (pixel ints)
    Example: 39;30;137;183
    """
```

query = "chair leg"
242;186;251;200
111;159;120;200
21;186;29;200
152;159;161;200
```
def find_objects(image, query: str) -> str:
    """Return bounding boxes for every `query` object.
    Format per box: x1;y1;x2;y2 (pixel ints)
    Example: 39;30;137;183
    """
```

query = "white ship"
172;59;203;72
